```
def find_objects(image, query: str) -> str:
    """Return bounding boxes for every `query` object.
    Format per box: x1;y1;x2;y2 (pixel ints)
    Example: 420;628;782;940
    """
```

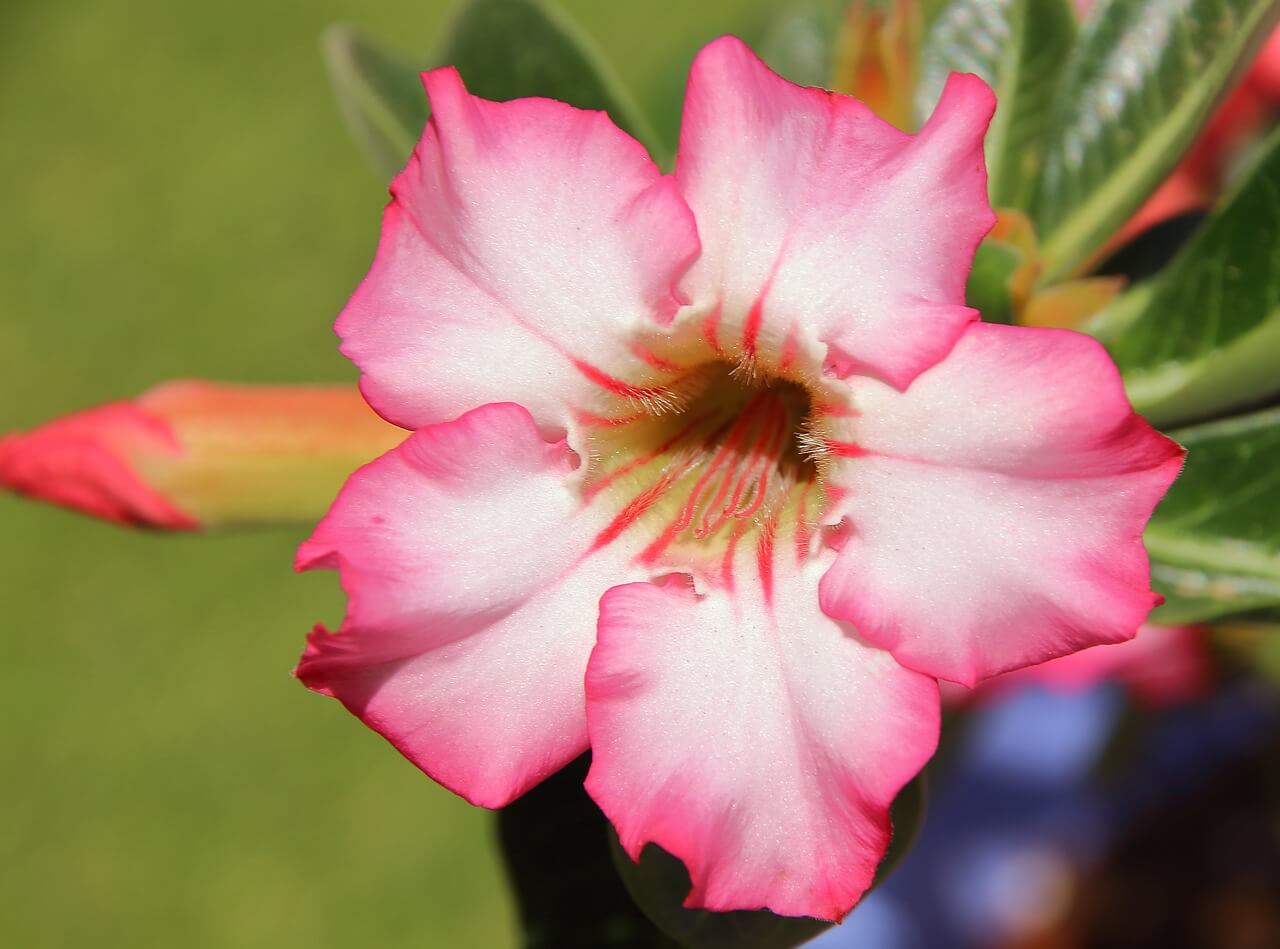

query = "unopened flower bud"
0;382;404;529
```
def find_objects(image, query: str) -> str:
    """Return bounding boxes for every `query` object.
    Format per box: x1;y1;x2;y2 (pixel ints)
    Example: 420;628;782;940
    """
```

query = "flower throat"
582;362;827;580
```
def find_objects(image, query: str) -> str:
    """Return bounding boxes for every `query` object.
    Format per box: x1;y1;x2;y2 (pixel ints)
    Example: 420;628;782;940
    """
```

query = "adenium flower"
298;37;1181;920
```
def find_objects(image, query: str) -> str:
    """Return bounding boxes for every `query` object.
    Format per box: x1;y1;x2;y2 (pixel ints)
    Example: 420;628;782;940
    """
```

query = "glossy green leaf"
610;777;926;949
1097;130;1280;427
436;0;665;163
1147;408;1280;624
322;25;430;181
916;0;1076;209
1033;0;1280;283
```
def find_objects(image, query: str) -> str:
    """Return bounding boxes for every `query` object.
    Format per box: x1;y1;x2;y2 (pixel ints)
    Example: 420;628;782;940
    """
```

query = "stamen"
795;424;831;463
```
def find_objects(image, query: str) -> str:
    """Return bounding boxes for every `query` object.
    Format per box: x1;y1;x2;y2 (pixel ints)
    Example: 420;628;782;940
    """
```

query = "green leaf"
966;236;1023;324
758;1;844;88
1032;0;1280;283
436;0;665;163
324;0;666;181
322;25;430;181
610;776;926;949
916;0;1076;209
1146;407;1280;624
1098;130;1280;427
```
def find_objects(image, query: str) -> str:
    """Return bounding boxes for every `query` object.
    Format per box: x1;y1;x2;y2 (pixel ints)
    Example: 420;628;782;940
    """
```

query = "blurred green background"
0;1;768;945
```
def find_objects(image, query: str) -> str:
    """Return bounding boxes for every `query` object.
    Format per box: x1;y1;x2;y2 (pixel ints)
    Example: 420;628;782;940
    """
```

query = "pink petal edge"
586;560;939;920
336;67;699;434
674;36;995;388
820;322;1185;686
296;402;636;807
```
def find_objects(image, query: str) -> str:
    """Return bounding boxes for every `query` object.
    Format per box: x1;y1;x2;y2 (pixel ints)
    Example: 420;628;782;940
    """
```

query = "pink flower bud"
0;382;404;529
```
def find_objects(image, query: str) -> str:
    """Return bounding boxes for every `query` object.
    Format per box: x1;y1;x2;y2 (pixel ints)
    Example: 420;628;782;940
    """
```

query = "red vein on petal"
794;480;815;565
582;413;711;501
569;357;691;412
572;407;648;429
757;505;781;606
692;394;779;538
589;467;685;553
742;298;764;362
816;400;859;419
628;342;684;373
720;521;747;592
779;323;800;373
826;440;869;459
702;304;724;355
731;405;788;519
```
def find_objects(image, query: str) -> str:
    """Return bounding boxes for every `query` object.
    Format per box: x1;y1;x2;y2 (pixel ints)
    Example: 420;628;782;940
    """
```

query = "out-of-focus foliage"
435;0;663;157
1095;131;1280;427
1148;407;1280;623
916;0;1077;207
965;235;1025;324
1031;0;1280;281
325;0;666;179
323;26;429;181
758;1;846;87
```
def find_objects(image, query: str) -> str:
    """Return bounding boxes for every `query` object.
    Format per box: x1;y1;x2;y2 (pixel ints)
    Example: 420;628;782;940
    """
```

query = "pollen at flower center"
582;362;830;581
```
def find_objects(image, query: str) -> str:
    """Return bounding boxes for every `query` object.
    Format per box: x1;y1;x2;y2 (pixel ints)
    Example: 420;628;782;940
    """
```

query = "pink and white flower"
297;36;1182;920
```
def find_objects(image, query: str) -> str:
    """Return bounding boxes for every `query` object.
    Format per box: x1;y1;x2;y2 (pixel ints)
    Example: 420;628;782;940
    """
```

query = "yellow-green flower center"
581;360;832;588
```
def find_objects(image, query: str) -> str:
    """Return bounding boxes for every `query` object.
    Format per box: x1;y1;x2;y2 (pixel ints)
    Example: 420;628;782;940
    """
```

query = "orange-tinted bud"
0;382;405;529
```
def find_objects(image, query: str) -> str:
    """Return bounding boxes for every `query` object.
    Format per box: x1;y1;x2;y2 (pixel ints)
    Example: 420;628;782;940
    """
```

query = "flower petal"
338;67;700;432
586;559;939;920
820;323;1185;686
674;36;994;387
296;402;635;807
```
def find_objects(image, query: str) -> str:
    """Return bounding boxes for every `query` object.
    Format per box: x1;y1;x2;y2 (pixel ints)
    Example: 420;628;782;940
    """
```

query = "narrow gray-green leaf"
1147;407;1280;624
436;0;665;164
1033;0;1280;283
322;25;429;181
1100;129;1280;427
917;0;1076;209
